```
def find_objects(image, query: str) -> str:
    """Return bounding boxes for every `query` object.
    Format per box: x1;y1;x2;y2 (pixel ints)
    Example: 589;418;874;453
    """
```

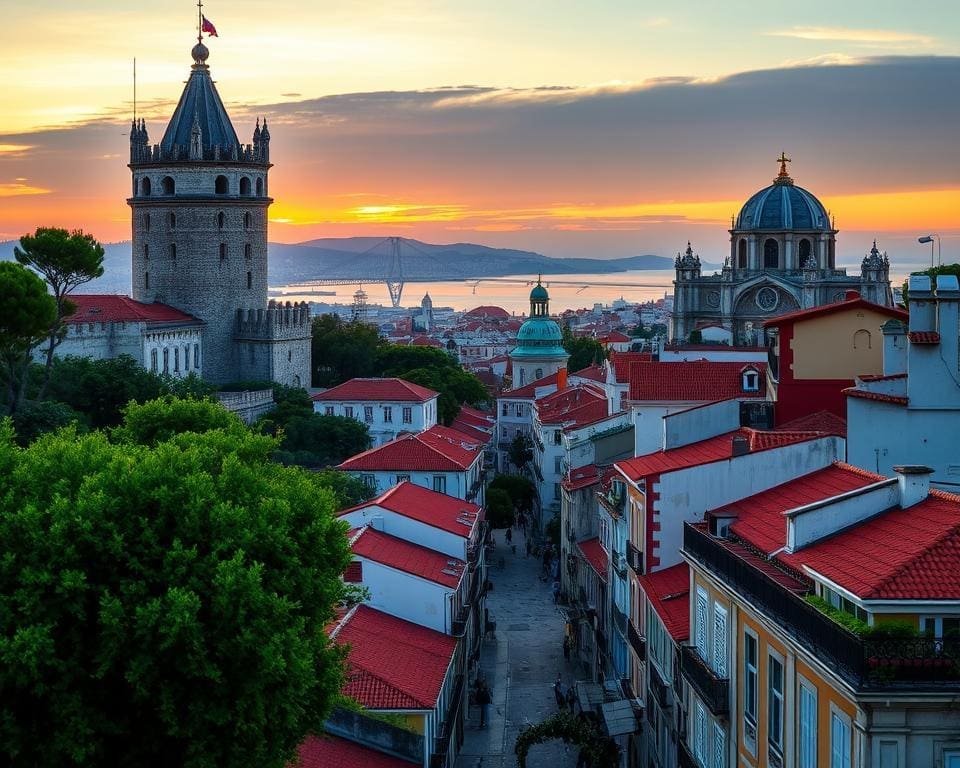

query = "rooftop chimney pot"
731;435;750;457
893;465;934;509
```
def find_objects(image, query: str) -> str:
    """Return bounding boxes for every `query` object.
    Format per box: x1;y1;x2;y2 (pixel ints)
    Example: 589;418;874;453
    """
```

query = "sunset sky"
1;0;958;268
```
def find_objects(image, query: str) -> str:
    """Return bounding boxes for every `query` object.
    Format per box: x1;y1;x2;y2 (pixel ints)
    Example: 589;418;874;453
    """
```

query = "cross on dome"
774;152;794;185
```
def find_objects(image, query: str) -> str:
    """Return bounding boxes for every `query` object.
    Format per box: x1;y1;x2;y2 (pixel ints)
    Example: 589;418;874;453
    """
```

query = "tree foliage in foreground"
561;325;606;374
0;404;352;768
486;488;515;530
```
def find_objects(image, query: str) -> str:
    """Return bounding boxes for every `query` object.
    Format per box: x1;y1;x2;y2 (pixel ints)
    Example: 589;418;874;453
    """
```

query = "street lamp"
918;234;941;267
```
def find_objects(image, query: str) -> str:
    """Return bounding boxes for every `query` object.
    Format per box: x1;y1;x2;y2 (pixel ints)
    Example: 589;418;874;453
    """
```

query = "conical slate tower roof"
160;42;240;156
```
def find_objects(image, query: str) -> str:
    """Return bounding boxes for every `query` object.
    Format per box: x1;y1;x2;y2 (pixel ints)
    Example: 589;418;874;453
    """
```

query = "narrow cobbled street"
455;526;580;768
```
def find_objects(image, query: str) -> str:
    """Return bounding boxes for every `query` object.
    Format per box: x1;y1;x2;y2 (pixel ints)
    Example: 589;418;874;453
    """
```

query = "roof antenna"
133;57;137;123
197;0;203;45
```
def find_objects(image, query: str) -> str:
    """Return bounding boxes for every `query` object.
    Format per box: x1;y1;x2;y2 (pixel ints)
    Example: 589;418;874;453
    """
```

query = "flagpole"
133;57;137;122
197;0;203;44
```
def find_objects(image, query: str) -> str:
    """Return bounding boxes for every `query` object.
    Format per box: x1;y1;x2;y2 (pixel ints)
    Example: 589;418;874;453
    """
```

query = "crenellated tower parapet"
234;301;312;340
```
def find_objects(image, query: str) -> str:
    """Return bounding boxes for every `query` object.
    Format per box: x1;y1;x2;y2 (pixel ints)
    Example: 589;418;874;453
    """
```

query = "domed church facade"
509;279;569;387
670;155;893;345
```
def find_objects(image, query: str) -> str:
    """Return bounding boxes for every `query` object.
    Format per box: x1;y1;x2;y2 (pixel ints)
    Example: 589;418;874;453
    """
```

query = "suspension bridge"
291;236;672;309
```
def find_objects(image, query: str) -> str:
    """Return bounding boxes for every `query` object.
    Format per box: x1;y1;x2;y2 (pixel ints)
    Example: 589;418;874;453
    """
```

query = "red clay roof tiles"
295;734;415;768
639;563;690;641
338;425;483;472
339;481;481;537
312;378;438;403
350;527;466;588
578;537;608;580
629;361;766;401
64;294;200;324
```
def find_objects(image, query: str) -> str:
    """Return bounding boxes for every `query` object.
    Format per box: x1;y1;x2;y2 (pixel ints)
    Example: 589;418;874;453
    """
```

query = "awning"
601;699;640;736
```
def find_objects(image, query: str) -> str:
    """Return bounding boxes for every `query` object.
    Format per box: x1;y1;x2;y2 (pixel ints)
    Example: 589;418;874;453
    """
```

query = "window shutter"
695;589;708;656
695;701;707;762
799;686;816;768
713;722;725;768
713;605;727;677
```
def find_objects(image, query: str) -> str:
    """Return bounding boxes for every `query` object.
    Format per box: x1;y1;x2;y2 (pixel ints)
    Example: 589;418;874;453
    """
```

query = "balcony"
627;542;643;575
466;469;487;502
597;488;625;516
612;605;627;636
628;620;646;661
648;660;671;710
683;523;960;691
611;551;627;578
678;739;698;768
680;645;729;717
429;673;465;768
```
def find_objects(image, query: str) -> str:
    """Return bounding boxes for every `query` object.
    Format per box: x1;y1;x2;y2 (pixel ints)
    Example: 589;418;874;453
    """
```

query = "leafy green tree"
113;396;241;446
486;488;515;529
312;469;377;510
397;366;487;425
508;433;534;470
10;399;85;446
311;314;382;386
166;373;217;399
14;227;105;397
489;473;536;515
561;326;606;373
271;413;370;468
0;262;57;414
0;407;351;767
544;513;561;550
902;263;960;305
42;355;167;428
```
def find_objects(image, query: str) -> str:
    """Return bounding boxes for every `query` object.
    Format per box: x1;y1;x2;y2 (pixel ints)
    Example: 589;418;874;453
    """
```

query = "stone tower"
127;40;310;386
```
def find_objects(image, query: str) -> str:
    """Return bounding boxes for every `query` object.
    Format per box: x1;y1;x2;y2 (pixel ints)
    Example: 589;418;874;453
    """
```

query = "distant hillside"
0;236;692;292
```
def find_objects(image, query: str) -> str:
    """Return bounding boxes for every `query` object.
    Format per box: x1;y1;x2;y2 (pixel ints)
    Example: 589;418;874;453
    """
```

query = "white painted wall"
632;403;697;455
649;436;844;571
340;506;470;560
314;396;438;446
359;558;454;634
349;457;484;503
662;399;741;450
659;348;767;363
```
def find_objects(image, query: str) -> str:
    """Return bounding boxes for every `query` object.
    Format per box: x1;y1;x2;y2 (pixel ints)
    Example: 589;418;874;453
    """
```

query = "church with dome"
670;155;893;345
509;279;569;387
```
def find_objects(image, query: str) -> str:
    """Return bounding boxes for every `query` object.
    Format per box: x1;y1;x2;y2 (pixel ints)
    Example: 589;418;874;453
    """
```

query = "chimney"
893;465;934;509
908;275;935;333
731;435;750;457
556;366;568;391
370;515;385;532
880;319;907;376
936;275;960;372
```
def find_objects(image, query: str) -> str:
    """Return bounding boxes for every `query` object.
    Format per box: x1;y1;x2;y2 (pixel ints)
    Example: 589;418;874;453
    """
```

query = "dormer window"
742;367;760;392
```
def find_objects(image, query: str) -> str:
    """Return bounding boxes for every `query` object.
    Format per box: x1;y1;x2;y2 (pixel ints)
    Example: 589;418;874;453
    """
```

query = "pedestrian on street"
526;539;532;558
505;527;512;545
553;675;565;709
476;680;492;728
566;685;576;711
552;580;561;604
563;636;571;661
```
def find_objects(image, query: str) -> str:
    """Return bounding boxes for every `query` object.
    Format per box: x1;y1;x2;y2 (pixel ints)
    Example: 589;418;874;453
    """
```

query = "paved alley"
455;527;580;768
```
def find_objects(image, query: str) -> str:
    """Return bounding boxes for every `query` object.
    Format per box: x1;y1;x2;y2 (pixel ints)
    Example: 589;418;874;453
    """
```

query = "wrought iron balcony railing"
680;645;729;717
628;620;646;661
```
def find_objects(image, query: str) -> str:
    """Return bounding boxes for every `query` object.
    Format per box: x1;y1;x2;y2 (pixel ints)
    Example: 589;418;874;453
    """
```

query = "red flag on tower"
201;15;218;37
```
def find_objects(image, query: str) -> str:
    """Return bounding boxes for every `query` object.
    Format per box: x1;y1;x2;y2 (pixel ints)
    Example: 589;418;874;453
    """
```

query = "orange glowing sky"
1;1;958;268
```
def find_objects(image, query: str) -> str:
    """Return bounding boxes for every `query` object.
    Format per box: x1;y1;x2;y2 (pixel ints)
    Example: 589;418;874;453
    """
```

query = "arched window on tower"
170;243;177;261
162;176;175;195
215;175;228;194
244;212;251;229
763;238;779;269
798;238;812;264
169;212;176;230
217;211;225;230
246;271;252;289
255;178;263;196
219;243;227;263
239;177;251;196
244;243;252;260
150;348;158;372
163;348;169;374
535;368;543;380
144;213;151;231
143;243;149;260
142;177;151;196
829;240;836;269
144;271;149;290
853;329;872;350
737;239;747;269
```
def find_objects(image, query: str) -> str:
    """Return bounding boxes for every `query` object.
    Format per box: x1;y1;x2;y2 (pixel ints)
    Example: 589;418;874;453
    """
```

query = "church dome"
530;283;549;302
734;156;831;231
512;317;566;358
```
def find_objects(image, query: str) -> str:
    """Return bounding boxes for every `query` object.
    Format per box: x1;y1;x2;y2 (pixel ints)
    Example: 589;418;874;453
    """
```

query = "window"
193;344;200;369
215;175;228;194
144;271;149;289
742;369;759;392
820;585;868;623
502;403;509;416
239;176;251;196
554;483;560;500
141;177;151;196
244;243;252;260
402;406;412;424
713;722;725;768
383;406;392;423
161;176;175;195
217;211;225;229
830;711;851;768
184;345;190;371
324;406;334;416
170;243;177;260
853;329;871;350
255;177;263;196
712;603;727;677
768;654;784;757
554;456;562;474
364;406;373;423
535;367;543;380
694;701;707;764
244;211;252;229
143;243;149;260
169;212;176;229
695;587;709;657
344;406;354;419
743;631;758;748
360;474;375;489
553;430;562;445
433;475;446;493
763;238;779;269
246;271;252;289
219;243;227;263
799;238;812;264
150;349;158;372
921;616;960;639
397;474;410;483
144;213;151;231
799;683;817;768
737;239;747;268
174;348;179;372
162;348;169;374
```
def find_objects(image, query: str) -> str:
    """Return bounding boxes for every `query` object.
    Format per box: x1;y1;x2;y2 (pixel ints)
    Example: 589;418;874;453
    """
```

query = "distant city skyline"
1;1;958;263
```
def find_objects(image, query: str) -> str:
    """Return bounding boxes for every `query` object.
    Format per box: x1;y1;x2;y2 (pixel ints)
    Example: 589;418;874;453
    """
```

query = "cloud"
0;182;51;197
768;26;934;46
0;144;35;157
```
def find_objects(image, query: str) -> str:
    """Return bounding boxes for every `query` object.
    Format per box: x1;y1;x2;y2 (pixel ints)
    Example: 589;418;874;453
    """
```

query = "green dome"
530;283;549;301
511;316;567;359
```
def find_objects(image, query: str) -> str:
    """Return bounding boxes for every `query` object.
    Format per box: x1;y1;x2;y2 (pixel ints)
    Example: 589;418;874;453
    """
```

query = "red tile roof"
563;464;602;491
775;410;847;437
295;734;414;768
629;361;766;401
762;296;907;328
616;427;830;481
410;335;443;348
908;331;941;345
456;405;496;428
351;527;465;587
312;378;438;403
858;373;908;382
502;371;559;399
338;425;483;472
571;364;606;383
448;419;492;443
536;384;608;427
639;563;690;641
610;351;652;383
339;481;481;537
334;605;456;709
843;388;908;406
600;331;632;343
464;305;510;319
64;294;200;325
578;537;608;580
719;463;882;554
